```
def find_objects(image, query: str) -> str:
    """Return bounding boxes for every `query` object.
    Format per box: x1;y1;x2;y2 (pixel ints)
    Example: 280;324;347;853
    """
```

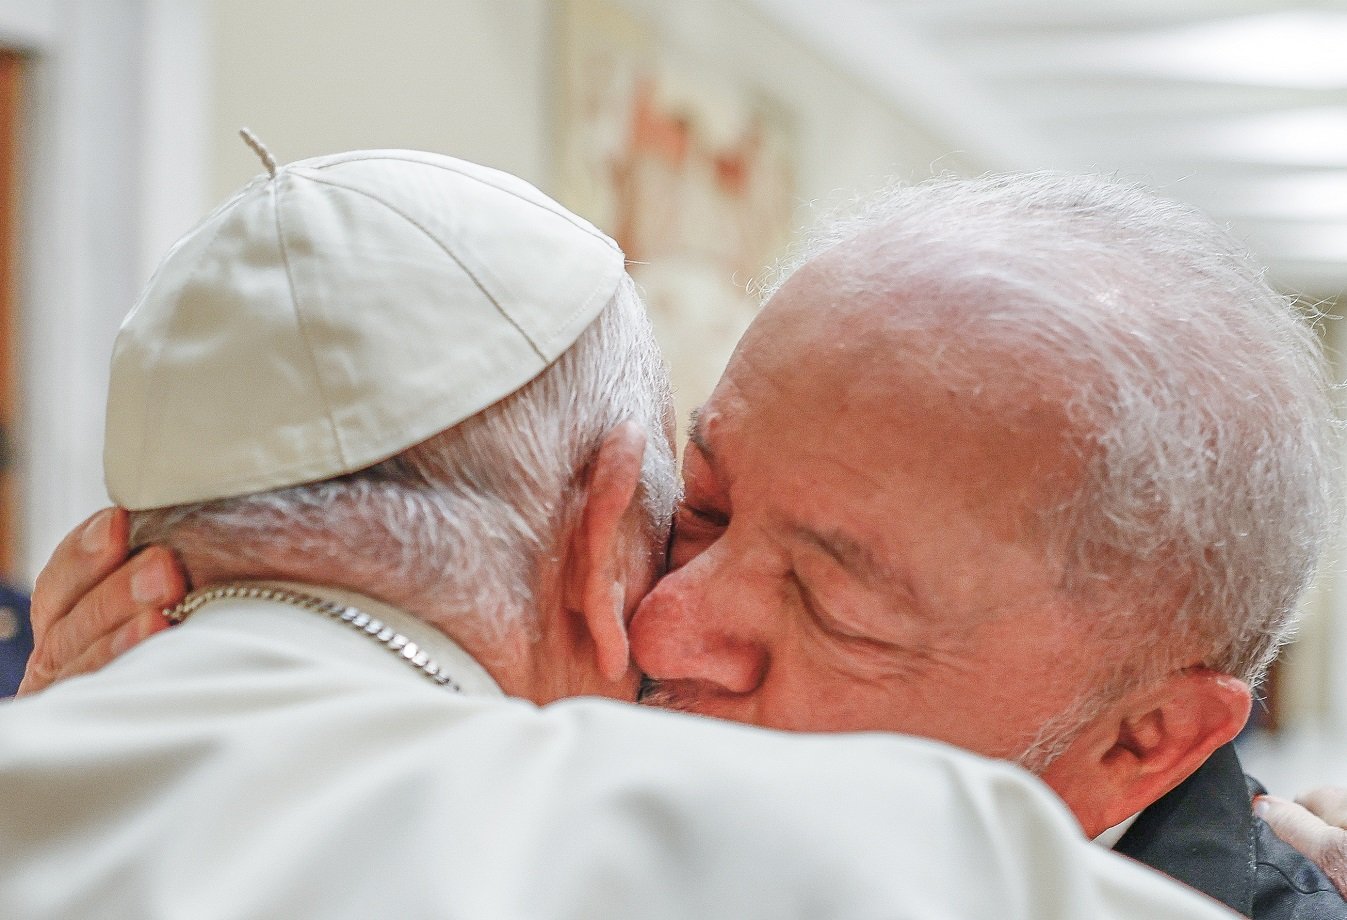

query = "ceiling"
748;0;1347;297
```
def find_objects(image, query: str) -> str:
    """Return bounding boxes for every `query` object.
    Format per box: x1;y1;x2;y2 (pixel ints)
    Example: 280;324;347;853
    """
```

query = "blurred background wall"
0;0;1342;780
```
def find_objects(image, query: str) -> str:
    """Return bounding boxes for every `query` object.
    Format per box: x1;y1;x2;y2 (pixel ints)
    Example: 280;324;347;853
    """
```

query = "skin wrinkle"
638;277;1092;748
793;572;968;687
787;524;919;611
794;447;895;502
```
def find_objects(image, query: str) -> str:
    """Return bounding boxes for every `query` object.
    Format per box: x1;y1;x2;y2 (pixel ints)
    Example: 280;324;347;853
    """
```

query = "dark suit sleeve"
1116;743;1347;920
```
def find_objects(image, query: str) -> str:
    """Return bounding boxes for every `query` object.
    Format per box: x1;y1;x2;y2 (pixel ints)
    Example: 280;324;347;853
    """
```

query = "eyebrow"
687;410;880;583
687;408;715;466
790;524;922;612
688;410;920;612
792;526;882;581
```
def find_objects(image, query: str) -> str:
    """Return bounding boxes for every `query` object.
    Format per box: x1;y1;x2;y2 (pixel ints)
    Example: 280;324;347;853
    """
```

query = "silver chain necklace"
166;583;462;693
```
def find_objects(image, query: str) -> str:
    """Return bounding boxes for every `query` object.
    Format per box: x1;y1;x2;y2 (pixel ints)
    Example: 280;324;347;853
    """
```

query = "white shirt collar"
1093;812;1141;849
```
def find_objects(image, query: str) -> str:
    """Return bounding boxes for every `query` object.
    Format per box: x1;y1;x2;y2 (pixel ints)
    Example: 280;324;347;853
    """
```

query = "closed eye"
668;502;728;570
791;570;901;653
679;502;728;528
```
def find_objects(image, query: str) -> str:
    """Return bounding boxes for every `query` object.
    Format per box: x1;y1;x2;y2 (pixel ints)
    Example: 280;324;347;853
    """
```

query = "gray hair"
765;173;1340;699
130;275;678;639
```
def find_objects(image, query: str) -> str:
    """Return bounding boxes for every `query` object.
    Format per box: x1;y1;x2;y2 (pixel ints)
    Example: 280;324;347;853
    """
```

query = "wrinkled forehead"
743;259;1081;424
746;283;1099;531
717;306;1082;538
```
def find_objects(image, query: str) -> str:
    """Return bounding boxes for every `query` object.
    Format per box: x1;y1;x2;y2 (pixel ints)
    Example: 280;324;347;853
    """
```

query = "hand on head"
20;415;664;705
19;508;184;695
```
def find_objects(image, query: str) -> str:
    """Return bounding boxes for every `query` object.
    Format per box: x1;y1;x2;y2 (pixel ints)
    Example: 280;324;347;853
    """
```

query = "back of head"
766;172;1339;691
112;147;677;637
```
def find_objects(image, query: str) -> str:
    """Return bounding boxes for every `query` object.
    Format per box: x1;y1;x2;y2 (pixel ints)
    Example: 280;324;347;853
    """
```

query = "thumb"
1257;795;1333;856
1255;795;1347;898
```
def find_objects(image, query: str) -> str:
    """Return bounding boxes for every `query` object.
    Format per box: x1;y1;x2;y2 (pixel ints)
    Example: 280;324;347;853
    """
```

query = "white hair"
765;173;1340;703
130;275;678;639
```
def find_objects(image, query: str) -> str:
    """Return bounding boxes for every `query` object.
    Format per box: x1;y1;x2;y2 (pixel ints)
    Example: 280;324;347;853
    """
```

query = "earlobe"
594;580;632;682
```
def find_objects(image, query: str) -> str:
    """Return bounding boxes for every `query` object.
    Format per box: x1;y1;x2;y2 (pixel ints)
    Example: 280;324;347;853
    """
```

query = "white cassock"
0;583;1235;920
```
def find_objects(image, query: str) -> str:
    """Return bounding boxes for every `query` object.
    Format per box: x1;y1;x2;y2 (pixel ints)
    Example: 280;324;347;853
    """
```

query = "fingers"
1297;787;1347;828
30;508;131;647
18;608;172;696
19;545;186;695
1257;795;1331;850
1255;794;1347;898
62;610;172;686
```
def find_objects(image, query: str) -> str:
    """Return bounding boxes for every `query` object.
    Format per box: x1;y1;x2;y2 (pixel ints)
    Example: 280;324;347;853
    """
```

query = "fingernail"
81;510;112;554
1253;797;1270;819
131;564;168;605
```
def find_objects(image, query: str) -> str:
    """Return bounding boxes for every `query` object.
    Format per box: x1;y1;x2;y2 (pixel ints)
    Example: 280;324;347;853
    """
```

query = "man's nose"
627;567;768;695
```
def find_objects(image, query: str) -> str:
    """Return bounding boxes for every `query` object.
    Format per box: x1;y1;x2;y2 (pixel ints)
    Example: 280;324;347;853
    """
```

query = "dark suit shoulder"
1118;742;1347;919
1244;765;1347;918
1252;815;1347;919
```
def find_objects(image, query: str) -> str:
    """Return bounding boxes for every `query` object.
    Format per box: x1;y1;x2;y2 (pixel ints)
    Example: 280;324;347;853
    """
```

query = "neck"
183;558;553;697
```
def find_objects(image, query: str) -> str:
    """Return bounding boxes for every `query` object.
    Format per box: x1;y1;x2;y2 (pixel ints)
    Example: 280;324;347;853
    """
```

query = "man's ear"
1043;668;1251;837
564;421;647;683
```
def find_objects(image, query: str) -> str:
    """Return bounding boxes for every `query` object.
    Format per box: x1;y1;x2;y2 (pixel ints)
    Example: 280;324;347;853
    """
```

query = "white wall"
208;0;553;198
4;0;207;583
207;0;970;217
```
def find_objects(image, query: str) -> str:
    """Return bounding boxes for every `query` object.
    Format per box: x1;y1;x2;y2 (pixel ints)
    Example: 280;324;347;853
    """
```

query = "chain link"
166;584;462;693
